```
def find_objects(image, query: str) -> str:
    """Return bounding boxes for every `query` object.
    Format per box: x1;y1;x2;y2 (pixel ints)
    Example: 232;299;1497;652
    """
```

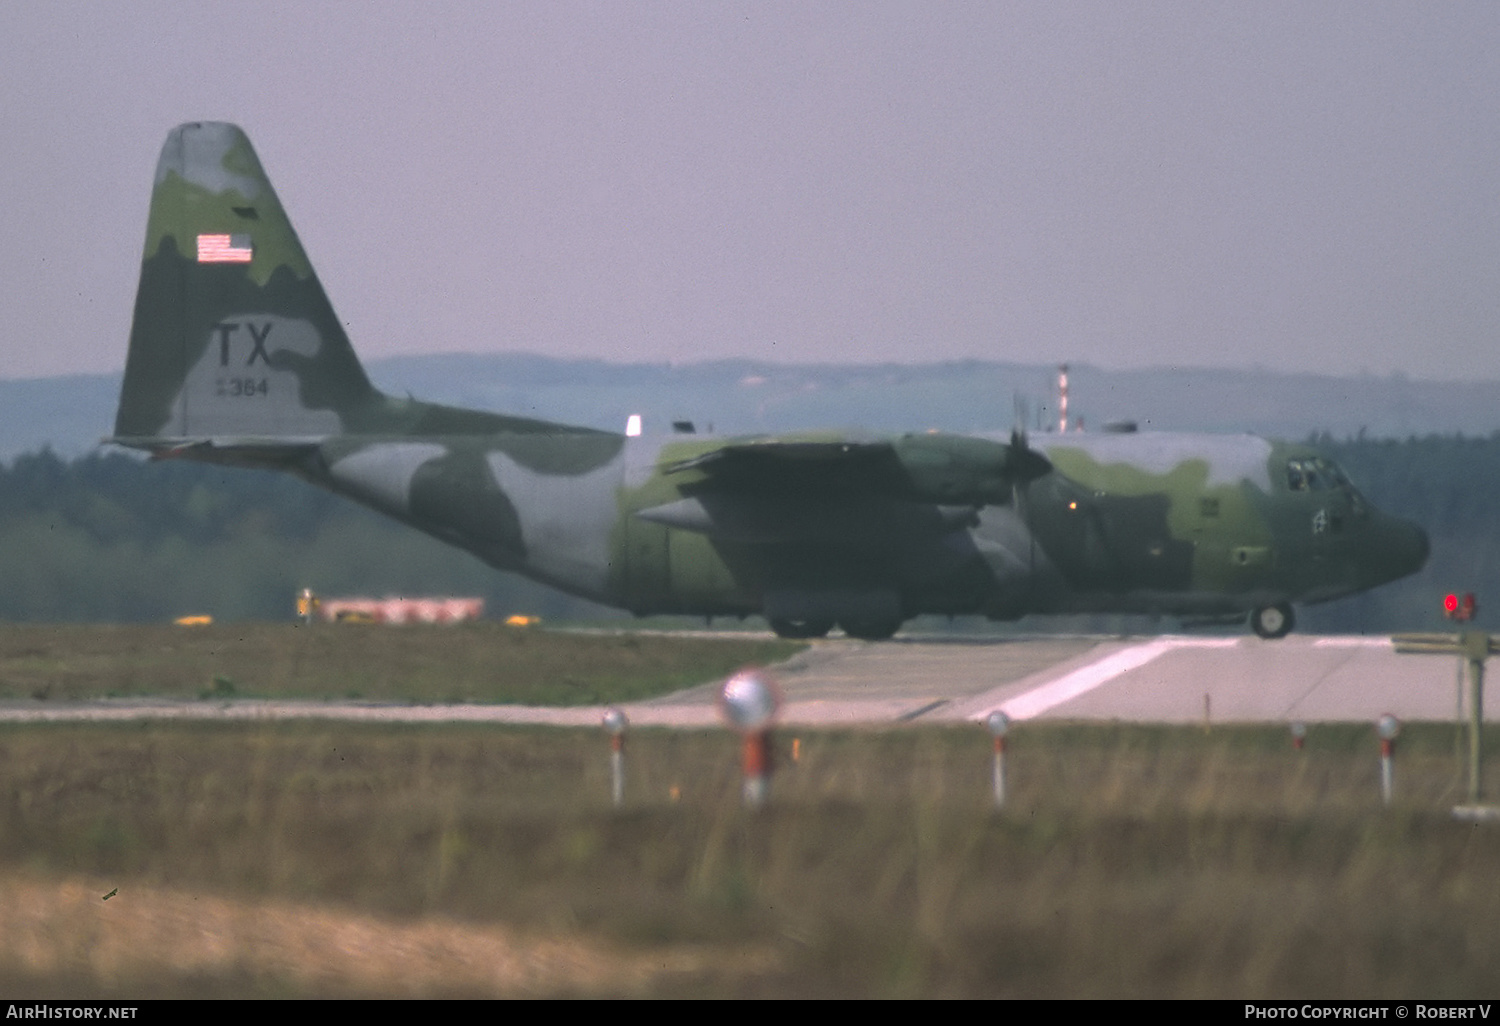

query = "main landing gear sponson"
1250;602;1295;640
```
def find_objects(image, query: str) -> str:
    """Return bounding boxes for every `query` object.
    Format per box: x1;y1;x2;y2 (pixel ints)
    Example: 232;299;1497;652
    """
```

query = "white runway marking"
1312;636;1392;648
976;636;1241;722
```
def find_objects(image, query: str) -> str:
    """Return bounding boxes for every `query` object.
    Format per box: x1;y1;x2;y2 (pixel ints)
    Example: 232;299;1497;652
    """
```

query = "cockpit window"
1317;458;1351;489
1286;458;1350;492
1285;457;1365;512
1287;459;1314;490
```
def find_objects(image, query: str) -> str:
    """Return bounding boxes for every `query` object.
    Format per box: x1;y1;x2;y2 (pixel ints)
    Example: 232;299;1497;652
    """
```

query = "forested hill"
0;449;596;624
7;356;1500;461
0;437;1488;632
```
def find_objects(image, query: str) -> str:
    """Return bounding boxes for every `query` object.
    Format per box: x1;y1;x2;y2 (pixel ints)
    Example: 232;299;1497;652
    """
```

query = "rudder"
114;122;381;443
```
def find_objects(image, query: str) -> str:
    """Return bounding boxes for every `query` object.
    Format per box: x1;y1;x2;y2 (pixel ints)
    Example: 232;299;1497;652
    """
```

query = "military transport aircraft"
109;123;1429;640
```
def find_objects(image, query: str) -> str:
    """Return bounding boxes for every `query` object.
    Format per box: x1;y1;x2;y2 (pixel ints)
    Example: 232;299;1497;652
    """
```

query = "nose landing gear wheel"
1250;602;1294;639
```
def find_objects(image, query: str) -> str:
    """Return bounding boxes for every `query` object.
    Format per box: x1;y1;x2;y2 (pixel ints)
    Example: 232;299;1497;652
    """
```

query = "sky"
3;2;1499;381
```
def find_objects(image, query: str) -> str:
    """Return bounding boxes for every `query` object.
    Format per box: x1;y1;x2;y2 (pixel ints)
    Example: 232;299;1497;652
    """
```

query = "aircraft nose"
1410;522;1431;570
1373;516;1429;584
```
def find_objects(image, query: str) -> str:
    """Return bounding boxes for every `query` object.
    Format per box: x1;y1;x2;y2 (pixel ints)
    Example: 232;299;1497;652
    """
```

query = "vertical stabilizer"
114;122;380;442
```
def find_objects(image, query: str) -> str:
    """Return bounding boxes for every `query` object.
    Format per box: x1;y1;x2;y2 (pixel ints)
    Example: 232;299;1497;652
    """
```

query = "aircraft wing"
664;432;1050;506
666;440;906;493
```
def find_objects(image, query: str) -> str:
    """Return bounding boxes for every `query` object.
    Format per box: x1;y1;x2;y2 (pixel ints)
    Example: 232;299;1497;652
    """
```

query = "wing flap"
635;495;980;543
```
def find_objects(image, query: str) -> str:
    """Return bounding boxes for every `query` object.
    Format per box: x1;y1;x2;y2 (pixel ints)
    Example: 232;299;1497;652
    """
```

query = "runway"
0;633;1481;729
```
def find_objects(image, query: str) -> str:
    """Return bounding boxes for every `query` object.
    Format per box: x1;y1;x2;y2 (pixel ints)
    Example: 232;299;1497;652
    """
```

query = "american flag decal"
196;233;253;263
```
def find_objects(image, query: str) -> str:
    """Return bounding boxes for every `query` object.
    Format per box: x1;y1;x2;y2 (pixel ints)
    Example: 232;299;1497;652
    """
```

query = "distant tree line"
0;449;599;623
0;437;1489;631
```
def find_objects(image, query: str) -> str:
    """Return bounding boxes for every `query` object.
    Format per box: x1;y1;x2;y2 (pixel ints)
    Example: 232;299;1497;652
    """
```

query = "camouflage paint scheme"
111;123;1430;640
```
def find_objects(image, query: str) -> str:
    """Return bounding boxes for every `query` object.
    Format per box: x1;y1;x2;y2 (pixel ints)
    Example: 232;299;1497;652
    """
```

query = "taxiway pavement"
0;633;1480;729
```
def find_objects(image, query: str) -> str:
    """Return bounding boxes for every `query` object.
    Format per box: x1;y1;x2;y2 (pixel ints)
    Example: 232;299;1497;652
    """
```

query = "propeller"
1006;426;1052;483
1007;393;1050;483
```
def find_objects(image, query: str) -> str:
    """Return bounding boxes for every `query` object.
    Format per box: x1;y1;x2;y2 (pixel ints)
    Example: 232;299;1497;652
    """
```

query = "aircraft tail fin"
112;122;385;447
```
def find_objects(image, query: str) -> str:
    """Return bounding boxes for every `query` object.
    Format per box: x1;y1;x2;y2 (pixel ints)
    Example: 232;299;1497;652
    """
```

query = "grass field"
4;719;1500;998
0;622;802;705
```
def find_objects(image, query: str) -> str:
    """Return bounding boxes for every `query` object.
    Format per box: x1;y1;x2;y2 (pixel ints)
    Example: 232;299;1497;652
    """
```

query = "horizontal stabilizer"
108;435;322;471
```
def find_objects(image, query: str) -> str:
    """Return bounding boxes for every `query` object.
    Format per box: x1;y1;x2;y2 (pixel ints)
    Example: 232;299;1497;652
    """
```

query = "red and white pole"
602;707;628;809
1377;714;1401;807
987;711;1011;809
720;669;783;809
742;731;771;808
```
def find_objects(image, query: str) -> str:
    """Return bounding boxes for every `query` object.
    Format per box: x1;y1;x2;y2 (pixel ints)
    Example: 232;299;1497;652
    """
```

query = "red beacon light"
1445;593;1478;622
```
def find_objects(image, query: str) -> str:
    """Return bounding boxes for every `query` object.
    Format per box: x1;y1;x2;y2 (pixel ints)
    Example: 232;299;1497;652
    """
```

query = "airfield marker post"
742;733;770;808
1377;714;1401;806
1463;632;1487;805
1290;721;1307;751
719;669;782;810
1455;654;1466;781
1392;627;1500;818
602;707;628;809
986;711;1011;809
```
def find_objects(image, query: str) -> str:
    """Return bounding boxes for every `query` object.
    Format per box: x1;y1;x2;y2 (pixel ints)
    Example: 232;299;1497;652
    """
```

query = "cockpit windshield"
1285;457;1365;511
1287;457;1351;491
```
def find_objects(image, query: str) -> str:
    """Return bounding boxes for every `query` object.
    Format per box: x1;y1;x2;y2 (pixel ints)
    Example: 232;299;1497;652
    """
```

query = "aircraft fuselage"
304;426;1429;639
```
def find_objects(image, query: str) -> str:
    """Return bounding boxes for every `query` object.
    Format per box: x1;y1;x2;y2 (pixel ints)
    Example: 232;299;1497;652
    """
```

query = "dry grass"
0;872;775;998
0;622;800;704
3;721;1500;997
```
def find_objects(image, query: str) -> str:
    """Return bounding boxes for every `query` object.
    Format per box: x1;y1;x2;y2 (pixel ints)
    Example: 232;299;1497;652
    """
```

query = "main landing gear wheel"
839;619;903;642
1250;602;1294;640
769;617;834;640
